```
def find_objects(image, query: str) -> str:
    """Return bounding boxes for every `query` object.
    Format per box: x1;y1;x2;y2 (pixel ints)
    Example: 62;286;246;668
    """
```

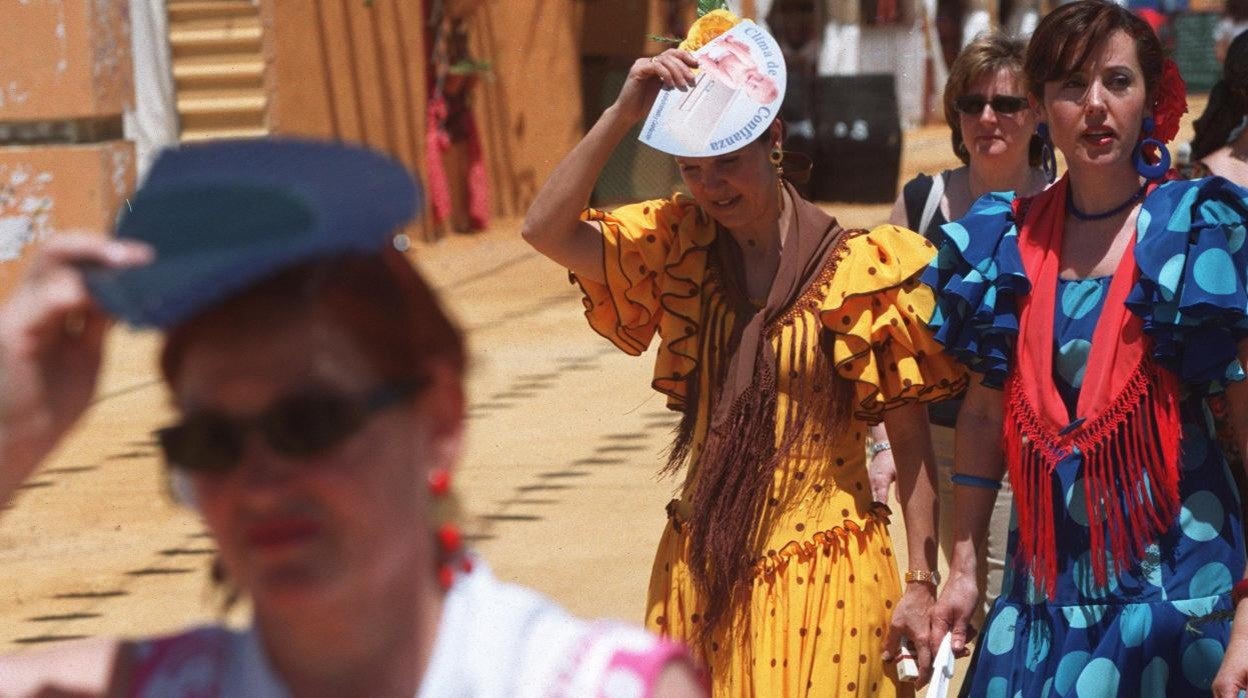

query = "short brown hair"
1024;1;1163;104
944;31;1033;165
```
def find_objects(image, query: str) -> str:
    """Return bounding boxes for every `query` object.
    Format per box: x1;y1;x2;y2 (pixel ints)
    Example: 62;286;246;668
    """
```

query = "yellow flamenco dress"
572;192;965;697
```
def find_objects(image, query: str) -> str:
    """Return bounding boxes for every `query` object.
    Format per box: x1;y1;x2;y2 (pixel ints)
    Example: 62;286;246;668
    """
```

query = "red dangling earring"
428;467;472;590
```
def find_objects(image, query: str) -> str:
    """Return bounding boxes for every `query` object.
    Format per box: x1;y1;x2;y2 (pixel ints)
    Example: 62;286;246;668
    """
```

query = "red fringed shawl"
1006;177;1182;597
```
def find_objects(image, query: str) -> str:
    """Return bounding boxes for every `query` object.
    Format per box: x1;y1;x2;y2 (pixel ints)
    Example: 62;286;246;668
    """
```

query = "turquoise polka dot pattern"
1155;254;1184;303
1179;490;1224;542
986;676;1010;698
1182;638;1224;690
1118;604;1152;648
1061;604;1107;629
1024;618;1052;670
1066;479;1089;527
1140;657;1169;697
1192;248;1238;296
940;179;1248;697
1055;651;1092;695
986;605;1018;655
922;190;1029;388
1056;338;1092;392
1129;178;1248;385
1076;657;1121;697
943;221;971;251
1060;279;1106;320
1188;561;1233;599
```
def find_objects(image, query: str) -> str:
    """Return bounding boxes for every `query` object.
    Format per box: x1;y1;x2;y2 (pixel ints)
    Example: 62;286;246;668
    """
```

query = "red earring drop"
429;468;472;590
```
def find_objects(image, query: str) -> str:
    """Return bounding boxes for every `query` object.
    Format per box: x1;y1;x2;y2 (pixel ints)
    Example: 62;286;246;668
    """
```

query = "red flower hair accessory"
1151;58;1187;144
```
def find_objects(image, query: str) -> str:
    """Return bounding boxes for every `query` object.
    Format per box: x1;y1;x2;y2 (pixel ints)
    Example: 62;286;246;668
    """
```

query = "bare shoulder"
0;636;127;697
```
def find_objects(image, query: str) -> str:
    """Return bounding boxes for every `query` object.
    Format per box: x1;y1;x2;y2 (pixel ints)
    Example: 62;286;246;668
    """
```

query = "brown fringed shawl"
670;185;853;638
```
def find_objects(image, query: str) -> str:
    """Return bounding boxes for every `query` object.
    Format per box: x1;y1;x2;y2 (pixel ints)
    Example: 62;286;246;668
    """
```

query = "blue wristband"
951;473;1003;490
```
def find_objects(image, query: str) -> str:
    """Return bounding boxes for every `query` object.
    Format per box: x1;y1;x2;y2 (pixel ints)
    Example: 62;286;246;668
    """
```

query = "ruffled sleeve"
572;195;715;356
820;225;968;422
1127;177;1248;387
920;192;1031;388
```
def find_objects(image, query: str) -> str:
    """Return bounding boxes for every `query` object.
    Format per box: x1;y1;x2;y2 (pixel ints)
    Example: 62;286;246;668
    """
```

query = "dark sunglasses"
954;94;1028;115
156;379;426;475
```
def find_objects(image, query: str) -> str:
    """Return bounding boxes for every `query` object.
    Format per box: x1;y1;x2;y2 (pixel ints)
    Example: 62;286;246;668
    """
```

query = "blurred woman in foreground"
0;139;702;697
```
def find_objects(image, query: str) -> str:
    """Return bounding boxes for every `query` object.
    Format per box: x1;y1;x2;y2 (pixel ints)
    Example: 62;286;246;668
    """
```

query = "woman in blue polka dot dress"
922;2;1248;695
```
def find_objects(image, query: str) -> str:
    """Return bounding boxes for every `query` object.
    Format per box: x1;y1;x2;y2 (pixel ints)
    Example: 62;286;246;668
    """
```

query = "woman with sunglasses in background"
524;8;965;695
0;140;704;697
875;31;1047;625
925;1;1248;694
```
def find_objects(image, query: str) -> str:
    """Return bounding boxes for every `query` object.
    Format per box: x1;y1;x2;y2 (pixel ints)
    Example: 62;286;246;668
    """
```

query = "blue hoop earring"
1133;116;1171;180
1037;123;1057;183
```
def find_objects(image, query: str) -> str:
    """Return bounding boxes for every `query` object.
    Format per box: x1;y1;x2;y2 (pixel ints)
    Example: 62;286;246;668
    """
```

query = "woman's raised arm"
521;49;697;283
0;234;152;507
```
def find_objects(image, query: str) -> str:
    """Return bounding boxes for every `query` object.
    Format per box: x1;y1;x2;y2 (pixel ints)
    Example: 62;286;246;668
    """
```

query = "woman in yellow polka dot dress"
522;10;966;696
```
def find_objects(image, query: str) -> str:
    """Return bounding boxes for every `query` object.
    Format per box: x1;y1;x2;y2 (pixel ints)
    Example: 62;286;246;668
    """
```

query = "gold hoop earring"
769;148;783;167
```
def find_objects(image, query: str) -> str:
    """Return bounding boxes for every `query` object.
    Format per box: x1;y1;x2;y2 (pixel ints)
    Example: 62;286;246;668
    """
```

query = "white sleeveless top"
128;559;690;697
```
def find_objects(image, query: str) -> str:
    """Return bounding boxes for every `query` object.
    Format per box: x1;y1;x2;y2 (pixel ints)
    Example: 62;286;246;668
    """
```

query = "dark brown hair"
945;31;1039;166
1192;31;1248;160
161;249;465;388
1024;1;1164;104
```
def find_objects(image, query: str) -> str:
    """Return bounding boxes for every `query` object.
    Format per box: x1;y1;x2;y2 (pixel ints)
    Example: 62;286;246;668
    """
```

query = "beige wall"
262;0;428;194
464;1;586;218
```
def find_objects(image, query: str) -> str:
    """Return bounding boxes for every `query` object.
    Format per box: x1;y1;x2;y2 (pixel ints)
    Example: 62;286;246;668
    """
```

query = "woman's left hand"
882;582;935;686
1212;602;1248;697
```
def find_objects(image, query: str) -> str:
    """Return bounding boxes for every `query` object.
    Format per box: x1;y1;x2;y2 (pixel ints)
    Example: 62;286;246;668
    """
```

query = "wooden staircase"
167;0;268;142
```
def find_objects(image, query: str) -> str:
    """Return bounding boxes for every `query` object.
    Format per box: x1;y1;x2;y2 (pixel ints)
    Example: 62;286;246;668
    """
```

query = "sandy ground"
0;104;1207;694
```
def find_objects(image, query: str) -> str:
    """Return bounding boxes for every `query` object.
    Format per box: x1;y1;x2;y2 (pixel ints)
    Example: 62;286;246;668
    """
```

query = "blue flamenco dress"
922;178;1248;697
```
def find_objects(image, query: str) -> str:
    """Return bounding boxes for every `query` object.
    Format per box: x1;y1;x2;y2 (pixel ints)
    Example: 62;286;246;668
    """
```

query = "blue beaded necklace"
1067;184;1146;221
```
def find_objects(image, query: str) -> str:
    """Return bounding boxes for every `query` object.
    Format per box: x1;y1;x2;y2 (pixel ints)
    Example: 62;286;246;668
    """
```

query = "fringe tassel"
1004;359;1182;598
678;315;851;643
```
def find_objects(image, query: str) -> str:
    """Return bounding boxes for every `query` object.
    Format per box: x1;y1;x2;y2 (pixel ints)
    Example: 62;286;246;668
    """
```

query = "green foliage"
697;0;730;17
448;58;493;76
646;34;682;45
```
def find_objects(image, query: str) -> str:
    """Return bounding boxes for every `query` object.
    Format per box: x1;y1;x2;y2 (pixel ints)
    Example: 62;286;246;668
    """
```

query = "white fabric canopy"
124;0;178;180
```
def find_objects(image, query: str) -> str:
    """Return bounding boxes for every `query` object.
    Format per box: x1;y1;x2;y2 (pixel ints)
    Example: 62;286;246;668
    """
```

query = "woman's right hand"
0;234;152;503
929;569;980;659
612;49;699;124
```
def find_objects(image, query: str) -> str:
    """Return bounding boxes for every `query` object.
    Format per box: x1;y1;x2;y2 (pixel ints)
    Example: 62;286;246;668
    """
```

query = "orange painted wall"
0;1;133;121
258;1;713;222
261;0;428;194
0;143;136;299
464;1;586;218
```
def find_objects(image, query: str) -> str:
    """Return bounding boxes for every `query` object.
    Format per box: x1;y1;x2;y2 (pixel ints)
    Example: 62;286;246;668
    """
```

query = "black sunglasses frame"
953;94;1029;116
156;378;427;476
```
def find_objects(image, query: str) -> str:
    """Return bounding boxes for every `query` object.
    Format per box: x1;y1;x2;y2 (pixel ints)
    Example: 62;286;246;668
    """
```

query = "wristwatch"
904;569;940;586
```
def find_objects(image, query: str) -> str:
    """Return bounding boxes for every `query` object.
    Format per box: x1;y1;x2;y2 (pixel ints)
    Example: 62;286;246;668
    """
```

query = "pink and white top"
128;558;693;697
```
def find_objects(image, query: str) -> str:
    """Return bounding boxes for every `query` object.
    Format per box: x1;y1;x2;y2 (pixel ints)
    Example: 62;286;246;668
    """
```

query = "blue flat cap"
87;138;421;329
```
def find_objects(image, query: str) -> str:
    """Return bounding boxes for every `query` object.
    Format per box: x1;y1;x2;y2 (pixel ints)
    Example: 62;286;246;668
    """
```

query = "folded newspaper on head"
639;20;787;157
